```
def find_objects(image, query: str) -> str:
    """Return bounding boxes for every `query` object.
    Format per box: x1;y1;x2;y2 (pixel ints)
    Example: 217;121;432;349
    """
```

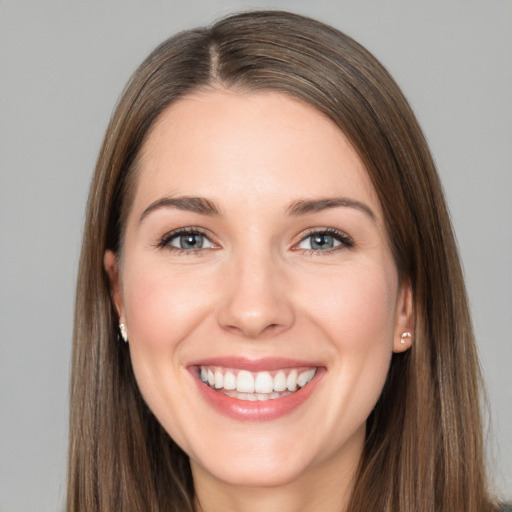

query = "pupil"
312;234;333;250
181;234;203;249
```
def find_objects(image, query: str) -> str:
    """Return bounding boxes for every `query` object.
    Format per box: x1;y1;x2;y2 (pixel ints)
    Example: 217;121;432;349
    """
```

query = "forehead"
131;89;381;217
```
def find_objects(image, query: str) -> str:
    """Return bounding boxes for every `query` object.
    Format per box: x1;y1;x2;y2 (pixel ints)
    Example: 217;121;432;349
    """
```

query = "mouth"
197;366;317;402
188;358;324;421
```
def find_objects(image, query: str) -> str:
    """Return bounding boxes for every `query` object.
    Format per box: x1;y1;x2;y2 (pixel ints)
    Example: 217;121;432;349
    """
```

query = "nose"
216;250;295;340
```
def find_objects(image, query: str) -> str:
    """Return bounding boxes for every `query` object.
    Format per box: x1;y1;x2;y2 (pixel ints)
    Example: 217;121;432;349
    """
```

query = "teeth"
224;390;292;401
254;372;274;393
199;366;317;397
297;369;316;388
274;370;287;392
223;371;236;390
236;370;255;393
214;370;223;389
286;370;298;392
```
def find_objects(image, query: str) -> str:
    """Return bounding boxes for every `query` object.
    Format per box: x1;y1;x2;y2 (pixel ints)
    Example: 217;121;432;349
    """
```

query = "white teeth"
199;366;318;396
295;368;316;388
254;371;274;393
214;370;223;389
297;369;315;387
286;370;298;392
274;370;287;392
223;371;236;390
224;390;292;401
236;370;255;393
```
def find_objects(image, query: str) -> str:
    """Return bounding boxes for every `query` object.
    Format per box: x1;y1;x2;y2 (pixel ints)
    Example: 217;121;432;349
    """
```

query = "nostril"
222;321;288;340
215;273;296;339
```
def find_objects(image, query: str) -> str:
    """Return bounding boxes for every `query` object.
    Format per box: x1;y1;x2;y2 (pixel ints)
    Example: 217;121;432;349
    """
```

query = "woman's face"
105;90;413;489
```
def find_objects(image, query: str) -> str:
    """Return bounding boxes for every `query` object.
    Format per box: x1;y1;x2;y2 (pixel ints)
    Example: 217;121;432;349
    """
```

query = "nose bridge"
217;243;294;339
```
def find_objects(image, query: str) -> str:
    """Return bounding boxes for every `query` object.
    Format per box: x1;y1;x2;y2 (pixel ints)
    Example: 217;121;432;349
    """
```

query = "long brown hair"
68;10;498;511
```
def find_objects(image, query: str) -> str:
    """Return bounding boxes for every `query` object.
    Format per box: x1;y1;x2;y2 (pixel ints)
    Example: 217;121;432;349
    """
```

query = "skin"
105;90;413;512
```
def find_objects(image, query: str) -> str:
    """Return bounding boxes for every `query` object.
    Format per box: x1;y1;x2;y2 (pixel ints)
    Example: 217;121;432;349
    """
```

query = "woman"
67;10;504;512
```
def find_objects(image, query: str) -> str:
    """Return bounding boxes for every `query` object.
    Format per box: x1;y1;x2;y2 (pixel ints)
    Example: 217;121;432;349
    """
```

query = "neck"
192;427;364;512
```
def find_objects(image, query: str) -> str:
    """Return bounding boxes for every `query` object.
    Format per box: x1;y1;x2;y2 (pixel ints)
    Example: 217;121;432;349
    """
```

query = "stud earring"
400;332;412;344
119;323;128;343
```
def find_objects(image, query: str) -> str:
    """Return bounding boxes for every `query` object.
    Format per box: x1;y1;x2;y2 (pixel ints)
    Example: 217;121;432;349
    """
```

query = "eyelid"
157;227;219;251
292;227;354;252
155;226;353;254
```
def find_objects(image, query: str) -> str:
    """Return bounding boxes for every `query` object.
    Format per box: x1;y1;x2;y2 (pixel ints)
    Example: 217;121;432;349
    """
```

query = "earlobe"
104;250;125;321
393;281;414;353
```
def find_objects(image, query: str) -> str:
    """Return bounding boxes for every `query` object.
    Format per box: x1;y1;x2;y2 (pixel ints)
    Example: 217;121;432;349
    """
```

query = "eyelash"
156;228;216;255
294;228;354;254
156;227;354;254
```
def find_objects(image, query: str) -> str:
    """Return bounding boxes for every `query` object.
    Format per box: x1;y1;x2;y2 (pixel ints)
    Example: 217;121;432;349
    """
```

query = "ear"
104;250;125;322
393;280;414;353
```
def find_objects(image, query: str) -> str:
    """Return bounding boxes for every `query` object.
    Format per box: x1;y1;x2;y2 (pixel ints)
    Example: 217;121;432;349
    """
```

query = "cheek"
297;263;397;414
123;262;214;352
119;260;215;439
299;263;398;344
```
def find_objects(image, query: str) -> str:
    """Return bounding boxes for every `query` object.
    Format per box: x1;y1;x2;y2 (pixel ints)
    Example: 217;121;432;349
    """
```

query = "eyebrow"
286;197;376;221
139;195;376;223
139;196;221;222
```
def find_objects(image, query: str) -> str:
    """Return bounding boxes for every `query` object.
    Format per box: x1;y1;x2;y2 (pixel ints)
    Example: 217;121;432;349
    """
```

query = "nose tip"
216;258;295;340
221;310;284;339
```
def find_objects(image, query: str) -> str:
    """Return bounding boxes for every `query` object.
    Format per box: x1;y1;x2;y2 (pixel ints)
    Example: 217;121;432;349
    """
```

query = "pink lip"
187;356;321;372
187;358;325;422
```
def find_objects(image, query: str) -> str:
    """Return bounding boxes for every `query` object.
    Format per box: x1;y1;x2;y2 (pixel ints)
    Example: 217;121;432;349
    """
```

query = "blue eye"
297;230;352;251
160;230;215;251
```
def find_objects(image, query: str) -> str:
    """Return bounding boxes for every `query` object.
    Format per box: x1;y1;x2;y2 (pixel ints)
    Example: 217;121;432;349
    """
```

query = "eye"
296;229;353;252
158;229;216;252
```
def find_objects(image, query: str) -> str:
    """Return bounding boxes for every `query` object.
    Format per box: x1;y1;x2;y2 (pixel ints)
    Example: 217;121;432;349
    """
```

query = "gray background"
0;1;510;510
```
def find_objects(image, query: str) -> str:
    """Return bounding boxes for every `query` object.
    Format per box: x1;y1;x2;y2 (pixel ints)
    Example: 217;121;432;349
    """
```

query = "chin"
191;449;314;488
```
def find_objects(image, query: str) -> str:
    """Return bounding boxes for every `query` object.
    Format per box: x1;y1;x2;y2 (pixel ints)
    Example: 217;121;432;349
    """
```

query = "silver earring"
400;332;412;344
119;323;128;343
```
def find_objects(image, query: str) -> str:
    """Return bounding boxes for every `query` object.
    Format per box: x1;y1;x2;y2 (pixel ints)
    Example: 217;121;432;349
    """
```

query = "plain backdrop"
0;1;511;510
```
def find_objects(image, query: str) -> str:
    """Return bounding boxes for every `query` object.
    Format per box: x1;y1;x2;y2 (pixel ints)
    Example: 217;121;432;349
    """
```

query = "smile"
189;359;324;421
199;366;317;401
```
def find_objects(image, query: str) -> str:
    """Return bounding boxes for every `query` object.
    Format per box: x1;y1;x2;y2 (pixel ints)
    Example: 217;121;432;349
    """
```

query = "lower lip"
190;368;324;421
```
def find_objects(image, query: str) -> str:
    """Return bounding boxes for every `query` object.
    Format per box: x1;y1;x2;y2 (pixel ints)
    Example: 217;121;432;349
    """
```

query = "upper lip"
187;357;323;372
